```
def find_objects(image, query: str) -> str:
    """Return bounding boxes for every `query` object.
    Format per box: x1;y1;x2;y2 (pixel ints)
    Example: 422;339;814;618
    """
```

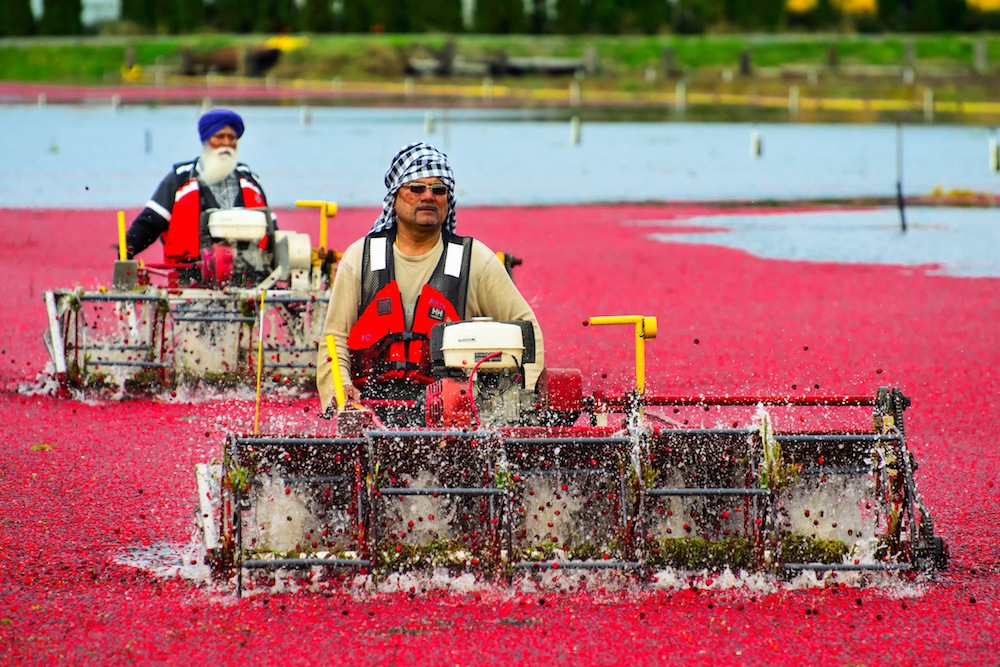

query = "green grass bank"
3;33;1000;83
3;33;1000;123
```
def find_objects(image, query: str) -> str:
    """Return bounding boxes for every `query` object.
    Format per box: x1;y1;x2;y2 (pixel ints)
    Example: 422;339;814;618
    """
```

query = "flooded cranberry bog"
2;204;998;664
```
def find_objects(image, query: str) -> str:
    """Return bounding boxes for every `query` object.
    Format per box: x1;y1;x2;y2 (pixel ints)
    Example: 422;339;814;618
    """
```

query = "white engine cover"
207;209;269;242
440;319;525;370
275;231;312;270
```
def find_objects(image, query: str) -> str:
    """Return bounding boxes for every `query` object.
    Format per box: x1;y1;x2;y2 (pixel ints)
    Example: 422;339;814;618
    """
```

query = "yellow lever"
325;334;347;412
586;315;657;395
253;290;267;434
295;200;338;251
117;210;127;261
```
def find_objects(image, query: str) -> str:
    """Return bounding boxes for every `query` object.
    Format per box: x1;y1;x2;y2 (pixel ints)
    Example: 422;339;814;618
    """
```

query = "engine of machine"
425;319;581;428
200;209;312;289
433;319;534;373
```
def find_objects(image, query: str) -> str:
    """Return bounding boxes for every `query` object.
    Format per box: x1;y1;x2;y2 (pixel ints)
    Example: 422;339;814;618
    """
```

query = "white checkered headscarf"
370;142;456;235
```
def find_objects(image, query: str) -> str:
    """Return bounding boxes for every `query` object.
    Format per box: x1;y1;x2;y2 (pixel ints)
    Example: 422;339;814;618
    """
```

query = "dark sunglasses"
405;182;448;196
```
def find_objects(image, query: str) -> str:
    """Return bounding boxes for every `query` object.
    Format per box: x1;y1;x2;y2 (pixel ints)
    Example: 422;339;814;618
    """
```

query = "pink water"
1;205;997;664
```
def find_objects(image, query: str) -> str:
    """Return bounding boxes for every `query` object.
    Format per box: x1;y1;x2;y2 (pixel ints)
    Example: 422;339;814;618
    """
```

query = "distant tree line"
3;0;1000;38
0;0;82;35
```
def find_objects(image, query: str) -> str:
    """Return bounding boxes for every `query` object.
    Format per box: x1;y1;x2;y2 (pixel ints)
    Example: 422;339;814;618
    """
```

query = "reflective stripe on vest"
239;176;266;208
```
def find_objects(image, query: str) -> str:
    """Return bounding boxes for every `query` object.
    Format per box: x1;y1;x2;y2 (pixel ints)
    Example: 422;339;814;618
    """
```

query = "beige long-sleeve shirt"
316;234;544;411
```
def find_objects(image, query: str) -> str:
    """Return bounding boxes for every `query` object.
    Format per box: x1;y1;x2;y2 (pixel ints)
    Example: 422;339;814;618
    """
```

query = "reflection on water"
642;207;1000;278
3;104;999;208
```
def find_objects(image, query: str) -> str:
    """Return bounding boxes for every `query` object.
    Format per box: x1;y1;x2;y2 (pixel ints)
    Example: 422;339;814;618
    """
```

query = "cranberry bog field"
1;204;998;665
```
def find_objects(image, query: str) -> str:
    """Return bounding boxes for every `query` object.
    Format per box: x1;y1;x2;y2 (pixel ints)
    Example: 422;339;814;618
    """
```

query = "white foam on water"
375;569;482;594
172;318;246;378
115;535;213;586
644;467;700;537
118;532;928;601
650;566;777;593
242;476;325;553
384;470;457;544
513;565;636;594
519;475;588;551
779;473;877;543
18;364;63;396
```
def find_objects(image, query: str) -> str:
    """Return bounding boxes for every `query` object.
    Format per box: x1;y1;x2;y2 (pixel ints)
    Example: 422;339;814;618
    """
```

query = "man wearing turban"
316;142;545;415
124;108;271;275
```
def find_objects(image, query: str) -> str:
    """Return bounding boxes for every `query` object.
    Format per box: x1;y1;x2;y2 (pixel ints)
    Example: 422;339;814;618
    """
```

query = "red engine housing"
535;368;583;415
424;368;583;428
425;378;475;428
200;244;235;288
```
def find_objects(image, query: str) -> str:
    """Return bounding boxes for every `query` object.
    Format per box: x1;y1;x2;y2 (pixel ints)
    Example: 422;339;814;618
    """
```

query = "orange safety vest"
347;231;473;389
161;176;266;263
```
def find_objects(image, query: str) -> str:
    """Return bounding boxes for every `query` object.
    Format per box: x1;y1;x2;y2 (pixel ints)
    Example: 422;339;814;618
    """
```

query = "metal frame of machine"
42;201;340;394
195;317;947;596
34;205;948;594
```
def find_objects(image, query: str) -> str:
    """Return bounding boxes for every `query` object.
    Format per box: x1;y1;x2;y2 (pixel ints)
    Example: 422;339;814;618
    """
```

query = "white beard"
199;146;239;185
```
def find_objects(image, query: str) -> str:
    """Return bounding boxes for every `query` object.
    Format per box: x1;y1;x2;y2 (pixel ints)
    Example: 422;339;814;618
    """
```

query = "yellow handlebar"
295;200;338;251
117;211;127;261
325;334;347;412
586;315;657;395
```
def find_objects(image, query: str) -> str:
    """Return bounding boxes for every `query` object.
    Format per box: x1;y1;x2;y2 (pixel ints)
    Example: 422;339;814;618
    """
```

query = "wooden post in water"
570;116;582;146
990;129;999;173
750;128;762;158
895;123;907;233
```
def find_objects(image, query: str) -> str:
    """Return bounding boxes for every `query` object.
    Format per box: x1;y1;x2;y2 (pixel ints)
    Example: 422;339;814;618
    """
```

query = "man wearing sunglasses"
317;141;544;416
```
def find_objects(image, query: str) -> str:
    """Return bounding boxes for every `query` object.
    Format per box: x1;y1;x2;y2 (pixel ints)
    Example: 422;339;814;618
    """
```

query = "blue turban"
198;109;245;144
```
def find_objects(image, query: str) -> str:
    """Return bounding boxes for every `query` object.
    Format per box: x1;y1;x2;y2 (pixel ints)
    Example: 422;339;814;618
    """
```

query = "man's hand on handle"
321;382;362;419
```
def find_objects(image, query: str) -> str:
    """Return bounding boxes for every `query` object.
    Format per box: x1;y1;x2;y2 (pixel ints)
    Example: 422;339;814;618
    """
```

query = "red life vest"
347;231;473;389
161;175;266;263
